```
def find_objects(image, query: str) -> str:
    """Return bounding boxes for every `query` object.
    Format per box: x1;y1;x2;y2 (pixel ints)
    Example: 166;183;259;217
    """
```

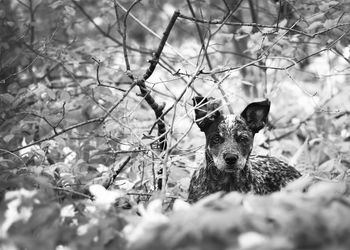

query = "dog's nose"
223;153;238;165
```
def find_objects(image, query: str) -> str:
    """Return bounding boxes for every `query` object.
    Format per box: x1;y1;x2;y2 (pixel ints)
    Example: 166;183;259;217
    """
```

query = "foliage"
129;181;350;250
0;0;350;249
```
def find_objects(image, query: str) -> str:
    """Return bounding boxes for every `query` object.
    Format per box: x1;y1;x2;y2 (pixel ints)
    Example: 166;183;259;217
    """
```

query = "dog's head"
193;96;270;172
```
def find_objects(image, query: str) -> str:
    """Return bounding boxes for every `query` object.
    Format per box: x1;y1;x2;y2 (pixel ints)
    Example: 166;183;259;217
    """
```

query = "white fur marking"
225;114;237;127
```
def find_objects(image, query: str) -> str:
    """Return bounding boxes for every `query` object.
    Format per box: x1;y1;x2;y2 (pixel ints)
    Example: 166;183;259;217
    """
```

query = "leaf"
40;140;56;149
2;189;37;236
328;0;339;5
308;21;323;31
49;0;64;9
23;203;61;232
307;181;347;198
19;138;41;156
283;174;314;192
323;19;337;29
36;149;46;158
94;87;112;101
60;204;75;218
173;199;191;211
241;80;255;86
241;26;253;34
3;134;14;142
89;184;124;209
0;93;15;104
311;12;326;22
57;173;76;187
318;159;336;172
80;79;94;88
273;44;283;53
64;5;76;16
179;177;191;190
46;88;56;100
127;199;169;244
319;1;339;11
289;137;312;170
278;19;288;28
60;90;71;102
238;232;269;249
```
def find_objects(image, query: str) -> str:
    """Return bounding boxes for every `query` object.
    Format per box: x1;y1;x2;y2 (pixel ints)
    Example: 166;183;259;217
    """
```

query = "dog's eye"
236;134;250;142
210;135;224;145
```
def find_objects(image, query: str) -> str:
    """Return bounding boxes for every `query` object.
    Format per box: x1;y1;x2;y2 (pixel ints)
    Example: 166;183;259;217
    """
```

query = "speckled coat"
188;96;301;203
188;154;301;203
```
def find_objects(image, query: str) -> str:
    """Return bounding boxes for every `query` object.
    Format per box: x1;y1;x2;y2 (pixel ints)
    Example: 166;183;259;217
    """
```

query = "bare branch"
186;0;211;68
136;11;181;150
92;58;127;91
211;0;244;37
267;94;338;143
105;156;131;189
141;11;181;82
255;29;350;71
92;57;102;85
122;0;141;75
149;67;202;135
248;0;258;33
8;117;103;153
0;148;27;167
71;0;151;55
114;1;195;67
178;13;350;38
53;187;93;200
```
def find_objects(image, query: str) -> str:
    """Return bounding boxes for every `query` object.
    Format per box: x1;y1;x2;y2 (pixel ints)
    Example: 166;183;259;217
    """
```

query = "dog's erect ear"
193;96;222;132
241;99;270;133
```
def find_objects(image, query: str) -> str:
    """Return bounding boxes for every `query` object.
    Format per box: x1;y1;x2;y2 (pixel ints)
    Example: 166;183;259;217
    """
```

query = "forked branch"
119;6;180;150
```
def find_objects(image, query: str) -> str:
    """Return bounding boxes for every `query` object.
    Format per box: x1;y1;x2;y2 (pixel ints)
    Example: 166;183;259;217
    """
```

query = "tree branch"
136;11;181;150
113;0;195;67
71;0;151;55
9;117;103;153
178;13;350;38
122;0;141;75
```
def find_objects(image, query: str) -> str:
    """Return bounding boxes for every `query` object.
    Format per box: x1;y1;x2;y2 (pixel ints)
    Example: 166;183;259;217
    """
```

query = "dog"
188;96;301;203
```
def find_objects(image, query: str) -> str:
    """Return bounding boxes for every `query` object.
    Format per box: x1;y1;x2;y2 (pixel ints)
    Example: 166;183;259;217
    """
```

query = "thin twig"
28;0;36;46
255;28;350;71
113;0;122;34
260;19;300;57
148;67;202;134
248;0;258;33
114;1;195;67
71;0;151;55
178;13;350;38
267;94;338;142
0;149;27;167
105;156;131;189
126;192;181;200
7;67;141;153
135;11;181;150
122;0;141;75
92;57;127;91
186;0;211;68
53;187;93;200
92;57;102;85
185;0;233;112
211;0;244;37
8;117;103;153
